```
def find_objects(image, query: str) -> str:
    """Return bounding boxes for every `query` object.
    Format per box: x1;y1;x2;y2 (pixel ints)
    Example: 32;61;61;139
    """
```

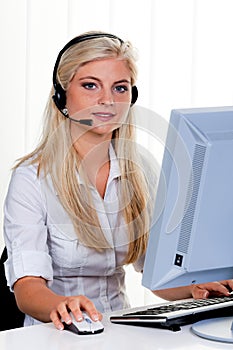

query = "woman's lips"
92;112;116;121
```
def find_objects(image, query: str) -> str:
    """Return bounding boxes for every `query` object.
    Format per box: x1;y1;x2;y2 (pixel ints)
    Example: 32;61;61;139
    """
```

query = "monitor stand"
191;317;233;343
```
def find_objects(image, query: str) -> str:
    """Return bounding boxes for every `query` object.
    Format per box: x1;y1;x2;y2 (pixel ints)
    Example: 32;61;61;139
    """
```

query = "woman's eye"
82;83;97;90
115;85;129;93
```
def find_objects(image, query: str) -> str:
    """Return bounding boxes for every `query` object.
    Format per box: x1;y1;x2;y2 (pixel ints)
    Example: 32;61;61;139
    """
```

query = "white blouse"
3;145;145;326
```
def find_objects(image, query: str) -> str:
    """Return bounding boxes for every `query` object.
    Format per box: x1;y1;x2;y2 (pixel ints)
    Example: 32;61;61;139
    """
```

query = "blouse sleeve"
3;164;53;290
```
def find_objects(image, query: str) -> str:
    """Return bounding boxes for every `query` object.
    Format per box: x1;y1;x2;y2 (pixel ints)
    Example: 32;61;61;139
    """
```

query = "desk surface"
0;314;232;350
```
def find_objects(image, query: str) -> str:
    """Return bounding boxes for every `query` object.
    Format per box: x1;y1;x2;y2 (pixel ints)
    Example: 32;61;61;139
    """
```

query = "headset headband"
53;33;123;89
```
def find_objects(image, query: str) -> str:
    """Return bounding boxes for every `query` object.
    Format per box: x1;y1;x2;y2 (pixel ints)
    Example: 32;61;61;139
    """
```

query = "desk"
0;314;232;350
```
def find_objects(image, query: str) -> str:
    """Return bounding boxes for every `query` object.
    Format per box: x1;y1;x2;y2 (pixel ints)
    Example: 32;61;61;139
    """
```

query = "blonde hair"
15;31;155;264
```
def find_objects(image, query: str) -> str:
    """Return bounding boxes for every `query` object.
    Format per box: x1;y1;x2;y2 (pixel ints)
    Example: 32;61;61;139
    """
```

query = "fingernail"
93;314;99;321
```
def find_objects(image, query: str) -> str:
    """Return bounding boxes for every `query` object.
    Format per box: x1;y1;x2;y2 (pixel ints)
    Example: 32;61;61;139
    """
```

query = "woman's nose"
98;89;114;105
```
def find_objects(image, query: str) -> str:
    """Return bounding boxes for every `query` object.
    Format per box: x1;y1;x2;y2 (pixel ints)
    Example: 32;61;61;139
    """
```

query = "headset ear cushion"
52;83;67;111
131;86;138;105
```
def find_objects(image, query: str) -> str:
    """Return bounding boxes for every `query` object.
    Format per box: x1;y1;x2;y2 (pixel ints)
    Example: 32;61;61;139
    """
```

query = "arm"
153;279;233;301
14;276;102;330
5;167;101;329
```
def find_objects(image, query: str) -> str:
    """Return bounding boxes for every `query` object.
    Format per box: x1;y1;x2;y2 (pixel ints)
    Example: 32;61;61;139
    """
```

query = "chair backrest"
0;247;25;331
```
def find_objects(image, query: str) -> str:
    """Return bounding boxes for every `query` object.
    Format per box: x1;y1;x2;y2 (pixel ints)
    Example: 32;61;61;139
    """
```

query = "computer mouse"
63;313;104;335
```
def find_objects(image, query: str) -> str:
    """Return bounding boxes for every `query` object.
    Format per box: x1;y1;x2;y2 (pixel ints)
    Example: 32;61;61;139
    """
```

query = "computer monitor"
142;106;233;342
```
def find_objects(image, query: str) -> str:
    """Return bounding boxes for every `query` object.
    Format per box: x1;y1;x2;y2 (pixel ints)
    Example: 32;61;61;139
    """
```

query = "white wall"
1;0;233;307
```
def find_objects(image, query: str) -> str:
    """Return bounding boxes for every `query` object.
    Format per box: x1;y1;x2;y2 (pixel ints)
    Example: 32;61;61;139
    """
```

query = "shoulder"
4;160;47;218
7;161;42;201
11;161;40;185
13;160;38;176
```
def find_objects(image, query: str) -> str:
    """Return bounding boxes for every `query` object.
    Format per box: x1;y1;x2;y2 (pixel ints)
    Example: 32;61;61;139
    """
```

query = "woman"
3;31;233;331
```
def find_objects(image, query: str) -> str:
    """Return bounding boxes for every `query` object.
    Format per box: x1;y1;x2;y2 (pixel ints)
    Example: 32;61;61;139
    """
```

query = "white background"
1;0;233;307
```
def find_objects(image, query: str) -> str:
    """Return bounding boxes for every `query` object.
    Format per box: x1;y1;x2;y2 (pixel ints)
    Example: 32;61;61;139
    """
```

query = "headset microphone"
69;116;93;126
56;106;93;126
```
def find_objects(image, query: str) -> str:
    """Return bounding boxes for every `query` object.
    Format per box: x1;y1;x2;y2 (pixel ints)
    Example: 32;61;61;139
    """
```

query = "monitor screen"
142;106;233;291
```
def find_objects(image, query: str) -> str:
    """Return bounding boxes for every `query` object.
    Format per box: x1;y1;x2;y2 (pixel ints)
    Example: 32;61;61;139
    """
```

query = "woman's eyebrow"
79;76;100;81
79;76;131;84
115;79;131;84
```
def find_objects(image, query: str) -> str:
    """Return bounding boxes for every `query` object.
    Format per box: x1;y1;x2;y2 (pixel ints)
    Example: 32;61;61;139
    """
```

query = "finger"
208;282;231;296
191;286;209;299
50;309;66;331
71;296;102;322
51;297;84;329
192;282;231;299
64;298;83;322
220;279;233;292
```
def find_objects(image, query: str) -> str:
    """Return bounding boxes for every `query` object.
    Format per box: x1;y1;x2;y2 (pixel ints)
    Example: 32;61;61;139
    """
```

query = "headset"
52;33;138;119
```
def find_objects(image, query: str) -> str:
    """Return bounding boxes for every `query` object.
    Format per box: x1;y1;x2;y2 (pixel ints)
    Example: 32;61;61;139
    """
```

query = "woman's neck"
72;131;112;197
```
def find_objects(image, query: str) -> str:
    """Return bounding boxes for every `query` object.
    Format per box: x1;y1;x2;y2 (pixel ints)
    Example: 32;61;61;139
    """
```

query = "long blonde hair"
15;31;155;263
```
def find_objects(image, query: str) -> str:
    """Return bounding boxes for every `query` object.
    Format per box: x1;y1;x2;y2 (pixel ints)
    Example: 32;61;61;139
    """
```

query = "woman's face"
66;58;132;135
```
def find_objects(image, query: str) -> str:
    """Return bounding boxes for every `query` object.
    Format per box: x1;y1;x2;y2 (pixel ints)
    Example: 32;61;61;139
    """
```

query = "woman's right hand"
49;295;102;330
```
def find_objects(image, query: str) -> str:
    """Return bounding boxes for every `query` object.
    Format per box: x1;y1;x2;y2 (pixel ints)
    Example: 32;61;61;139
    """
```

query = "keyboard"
110;295;233;331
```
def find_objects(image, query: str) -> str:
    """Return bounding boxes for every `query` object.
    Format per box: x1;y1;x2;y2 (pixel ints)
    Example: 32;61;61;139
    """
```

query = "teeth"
95;114;113;117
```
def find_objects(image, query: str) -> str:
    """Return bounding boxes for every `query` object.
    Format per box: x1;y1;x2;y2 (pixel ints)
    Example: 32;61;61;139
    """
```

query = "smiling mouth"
92;112;116;120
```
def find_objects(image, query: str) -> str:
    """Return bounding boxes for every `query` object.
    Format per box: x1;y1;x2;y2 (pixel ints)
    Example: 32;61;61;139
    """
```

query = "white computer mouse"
63;313;104;335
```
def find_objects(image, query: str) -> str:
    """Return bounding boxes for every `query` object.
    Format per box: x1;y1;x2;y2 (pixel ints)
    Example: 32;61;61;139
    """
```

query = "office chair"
0;247;25;331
